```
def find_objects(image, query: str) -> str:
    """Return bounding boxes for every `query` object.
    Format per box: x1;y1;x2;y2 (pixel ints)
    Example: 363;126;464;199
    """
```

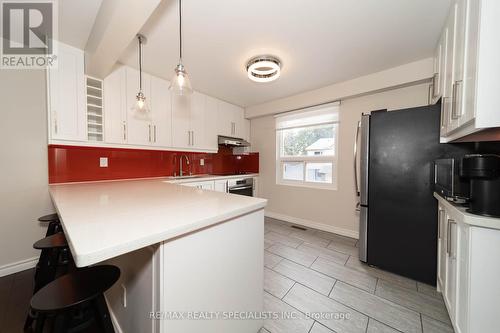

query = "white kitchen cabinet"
435;193;500;333
47;42;86;142
214;179;228;193
439;0;500;142
217;100;249;140
440;9;455;137
104;66;127;144
171;92;218;151
180;180;215;191
431;32;445;104
150;77;172;147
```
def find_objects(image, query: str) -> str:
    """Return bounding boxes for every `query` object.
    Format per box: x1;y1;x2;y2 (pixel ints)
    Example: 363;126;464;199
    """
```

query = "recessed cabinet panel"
171;94;192;149
126;68;152;146
104;67;127;144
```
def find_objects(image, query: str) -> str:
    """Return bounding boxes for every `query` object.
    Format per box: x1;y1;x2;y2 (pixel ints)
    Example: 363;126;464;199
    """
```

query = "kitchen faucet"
179;154;191;177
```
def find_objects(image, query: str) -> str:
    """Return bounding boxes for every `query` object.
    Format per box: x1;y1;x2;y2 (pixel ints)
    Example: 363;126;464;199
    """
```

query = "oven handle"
229;185;253;191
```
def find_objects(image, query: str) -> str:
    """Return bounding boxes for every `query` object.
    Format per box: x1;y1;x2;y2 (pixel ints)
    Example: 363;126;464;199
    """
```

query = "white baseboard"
265;211;359;239
0;257;38;277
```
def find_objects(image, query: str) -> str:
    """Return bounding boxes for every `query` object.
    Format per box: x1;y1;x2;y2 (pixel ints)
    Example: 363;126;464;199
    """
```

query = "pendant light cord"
138;35;143;91
179;0;182;62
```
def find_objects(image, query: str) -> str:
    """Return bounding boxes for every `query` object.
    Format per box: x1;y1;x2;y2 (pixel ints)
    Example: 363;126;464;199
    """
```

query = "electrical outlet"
99;157;108;168
200;158;204;166
121;284;127;308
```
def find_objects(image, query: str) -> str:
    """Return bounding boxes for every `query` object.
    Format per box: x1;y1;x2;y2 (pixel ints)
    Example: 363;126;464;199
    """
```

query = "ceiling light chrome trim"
246;55;281;83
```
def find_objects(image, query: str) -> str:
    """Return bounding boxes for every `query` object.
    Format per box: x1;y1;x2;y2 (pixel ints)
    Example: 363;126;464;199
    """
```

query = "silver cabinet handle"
188;131;191;146
446;219;456;254
54;113;58;134
428;84;433;105
353;120;361;197
154;125;157;143
123;122;127;141
440;97;448;128
191;131;194;146
438;209;444;239
451;80;463;120
432;72;438;98
148;124;152;142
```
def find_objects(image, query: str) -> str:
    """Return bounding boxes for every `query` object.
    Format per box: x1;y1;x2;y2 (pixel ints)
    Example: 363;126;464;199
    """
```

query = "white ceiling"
118;0;451;107
59;0;103;49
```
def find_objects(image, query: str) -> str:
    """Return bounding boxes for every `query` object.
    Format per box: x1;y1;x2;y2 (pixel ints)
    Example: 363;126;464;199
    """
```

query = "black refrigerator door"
367;105;441;285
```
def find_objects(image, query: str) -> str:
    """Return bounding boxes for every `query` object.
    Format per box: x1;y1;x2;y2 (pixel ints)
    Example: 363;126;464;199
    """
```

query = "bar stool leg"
33;313;46;333
53;312;69;333
92;294;115;333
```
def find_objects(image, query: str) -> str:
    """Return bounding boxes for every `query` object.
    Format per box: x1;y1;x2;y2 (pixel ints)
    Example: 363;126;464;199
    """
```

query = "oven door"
228;185;254;197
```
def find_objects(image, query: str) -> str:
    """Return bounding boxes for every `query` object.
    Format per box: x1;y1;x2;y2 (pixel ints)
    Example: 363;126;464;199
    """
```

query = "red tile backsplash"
48;145;259;184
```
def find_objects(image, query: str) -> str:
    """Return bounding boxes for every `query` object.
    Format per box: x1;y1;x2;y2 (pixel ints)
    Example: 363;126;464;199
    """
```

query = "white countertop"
49;178;267;267
165;173;259;184
434;192;500;230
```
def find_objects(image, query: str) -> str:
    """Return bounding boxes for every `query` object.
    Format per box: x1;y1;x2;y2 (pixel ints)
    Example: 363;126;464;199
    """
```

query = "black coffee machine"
461;154;500;217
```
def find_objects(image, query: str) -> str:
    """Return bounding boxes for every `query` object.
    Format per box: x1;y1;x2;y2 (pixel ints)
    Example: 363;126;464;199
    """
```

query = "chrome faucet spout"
179;154;191;177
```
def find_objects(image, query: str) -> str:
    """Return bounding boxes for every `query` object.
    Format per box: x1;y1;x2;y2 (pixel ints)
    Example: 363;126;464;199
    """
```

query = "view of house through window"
275;102;339;189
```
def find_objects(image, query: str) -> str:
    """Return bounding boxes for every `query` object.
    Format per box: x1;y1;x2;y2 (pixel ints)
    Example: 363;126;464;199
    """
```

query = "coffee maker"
461;154;500;217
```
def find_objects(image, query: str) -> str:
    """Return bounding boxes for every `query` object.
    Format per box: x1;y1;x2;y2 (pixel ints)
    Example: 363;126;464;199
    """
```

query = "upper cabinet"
439;0;500;142
217;100;250;141
47;42;87;142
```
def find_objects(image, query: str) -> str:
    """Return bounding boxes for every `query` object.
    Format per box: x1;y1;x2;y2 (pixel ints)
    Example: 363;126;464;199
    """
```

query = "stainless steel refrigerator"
354;105;472;285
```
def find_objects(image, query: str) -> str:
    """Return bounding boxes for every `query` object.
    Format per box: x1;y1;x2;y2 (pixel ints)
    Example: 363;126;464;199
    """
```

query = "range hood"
218;135;250;147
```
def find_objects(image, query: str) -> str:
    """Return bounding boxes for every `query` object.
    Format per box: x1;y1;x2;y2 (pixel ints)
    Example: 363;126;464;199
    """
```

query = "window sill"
276;180;337;191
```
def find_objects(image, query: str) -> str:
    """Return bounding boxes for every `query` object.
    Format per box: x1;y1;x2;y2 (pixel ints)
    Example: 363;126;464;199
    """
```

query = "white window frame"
275;102;340;190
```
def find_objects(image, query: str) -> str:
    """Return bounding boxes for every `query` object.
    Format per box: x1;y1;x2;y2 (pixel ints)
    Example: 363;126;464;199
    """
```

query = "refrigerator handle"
354;120;361;197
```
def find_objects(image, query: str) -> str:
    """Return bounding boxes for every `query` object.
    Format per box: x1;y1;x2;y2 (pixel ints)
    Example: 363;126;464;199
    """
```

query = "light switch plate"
200;158;204;166
100;157;108;168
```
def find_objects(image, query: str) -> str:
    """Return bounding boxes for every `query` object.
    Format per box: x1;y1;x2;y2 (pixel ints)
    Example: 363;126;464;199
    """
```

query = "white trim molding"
265;211;359;239
0;256;38;277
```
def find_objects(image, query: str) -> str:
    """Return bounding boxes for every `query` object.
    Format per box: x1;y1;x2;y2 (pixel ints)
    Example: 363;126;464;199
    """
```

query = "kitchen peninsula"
49;178;267;333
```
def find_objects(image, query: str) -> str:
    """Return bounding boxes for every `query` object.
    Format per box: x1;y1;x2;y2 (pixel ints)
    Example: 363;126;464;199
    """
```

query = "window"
275;102;339;189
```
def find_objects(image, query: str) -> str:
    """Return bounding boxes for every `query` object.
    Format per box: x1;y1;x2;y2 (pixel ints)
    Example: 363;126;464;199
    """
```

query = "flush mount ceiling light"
246;56;281;83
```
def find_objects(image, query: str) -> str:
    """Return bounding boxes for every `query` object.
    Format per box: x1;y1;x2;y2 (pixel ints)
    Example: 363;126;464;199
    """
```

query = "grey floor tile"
297;243;349;265
284;283;368;333
259;327;271;333
267;244;318;267
346;256;417;291
421;315;454;333
263;292;314;333
264;267;295;299
309;322;335;333
265;217;286;226
274;259;335;296
314;231;358;246
265;232;303;248
416;282;443;299
367;318;400;333
265;251;283;269
327;240;360;257
289;232;330;248
330;281;422;333
375;279;450;325
0;274;14;328
264;239;274;249
265;223;294;236
312;257;377;293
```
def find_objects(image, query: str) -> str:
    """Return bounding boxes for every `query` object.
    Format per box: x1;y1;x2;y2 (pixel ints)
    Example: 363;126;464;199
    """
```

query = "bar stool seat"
33;232;68;250
38;213;60;223
30;265;120;333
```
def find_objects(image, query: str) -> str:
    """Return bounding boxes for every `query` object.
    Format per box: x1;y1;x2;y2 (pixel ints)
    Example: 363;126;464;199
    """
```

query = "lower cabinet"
214;179;228;193
436;197;500;333
180;180;215;191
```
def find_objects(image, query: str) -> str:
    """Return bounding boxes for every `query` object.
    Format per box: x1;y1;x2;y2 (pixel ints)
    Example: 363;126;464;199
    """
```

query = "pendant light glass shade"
132;34;150;116
170;63;193;96
169;0;193;96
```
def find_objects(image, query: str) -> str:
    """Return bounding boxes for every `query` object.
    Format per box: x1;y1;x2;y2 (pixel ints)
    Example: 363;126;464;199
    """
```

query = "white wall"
0;70;54;276
251;83;430;238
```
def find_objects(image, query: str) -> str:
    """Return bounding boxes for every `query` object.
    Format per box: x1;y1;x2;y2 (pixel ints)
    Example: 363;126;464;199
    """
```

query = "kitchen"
1;0;500;332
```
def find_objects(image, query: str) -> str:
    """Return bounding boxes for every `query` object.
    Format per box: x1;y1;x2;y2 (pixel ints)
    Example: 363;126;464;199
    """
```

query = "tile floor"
261;217;454;333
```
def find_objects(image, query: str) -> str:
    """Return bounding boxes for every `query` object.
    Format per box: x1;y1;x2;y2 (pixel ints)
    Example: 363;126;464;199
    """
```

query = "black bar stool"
38;213;62;236
29;265;120;333
25;232;74;330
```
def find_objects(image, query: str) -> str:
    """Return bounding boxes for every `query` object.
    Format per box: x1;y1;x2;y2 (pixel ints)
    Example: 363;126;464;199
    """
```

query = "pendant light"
133;34;149;114
170;0;193;95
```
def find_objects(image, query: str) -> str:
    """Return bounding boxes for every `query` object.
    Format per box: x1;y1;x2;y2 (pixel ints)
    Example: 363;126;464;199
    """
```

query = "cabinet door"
171;94;191;148
437;205;447;290
204;95;219;150
217;100;234;137
190;92;206;149
47;42;86;141
445;216;458;322
104;67;127;144
432;38;443;102
126;68;152;146
151;77;172;147
456;222;470;333
461;0;480;125
214;179;228;193
233;106;247;139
